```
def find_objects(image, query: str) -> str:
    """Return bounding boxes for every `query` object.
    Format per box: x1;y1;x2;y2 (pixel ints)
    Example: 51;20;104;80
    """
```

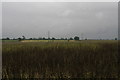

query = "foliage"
74;36;79;40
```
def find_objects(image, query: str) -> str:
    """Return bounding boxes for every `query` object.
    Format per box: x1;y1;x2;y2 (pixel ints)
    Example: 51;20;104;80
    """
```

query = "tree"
74;36;79;40
65;38;67;40
85;38;87;40
18;38;22;41
22;36;26;40
115;38;117;40
6;37;10;40
69;37;73;40
42;37;46;40
52;37;55;40
48;38;50;40
2;37;10;40
29;38;33;40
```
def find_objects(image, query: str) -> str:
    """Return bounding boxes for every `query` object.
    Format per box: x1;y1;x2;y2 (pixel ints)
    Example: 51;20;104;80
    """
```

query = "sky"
1;0;119;2
2;2;118;39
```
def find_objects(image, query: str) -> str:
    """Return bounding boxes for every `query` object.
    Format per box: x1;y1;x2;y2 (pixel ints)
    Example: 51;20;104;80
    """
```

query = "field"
2;40;118;79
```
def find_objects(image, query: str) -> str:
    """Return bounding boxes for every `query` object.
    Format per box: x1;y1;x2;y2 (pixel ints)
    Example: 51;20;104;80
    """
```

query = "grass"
2;40;118;79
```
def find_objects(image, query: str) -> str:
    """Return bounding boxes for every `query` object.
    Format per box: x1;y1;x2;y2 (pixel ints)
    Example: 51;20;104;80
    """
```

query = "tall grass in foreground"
2;40;118;79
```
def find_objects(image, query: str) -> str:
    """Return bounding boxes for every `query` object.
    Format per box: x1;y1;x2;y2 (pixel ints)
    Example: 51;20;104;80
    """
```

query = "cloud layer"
2;2;118;39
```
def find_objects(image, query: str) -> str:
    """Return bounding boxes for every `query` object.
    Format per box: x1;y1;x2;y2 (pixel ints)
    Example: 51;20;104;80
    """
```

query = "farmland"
2;40;118;79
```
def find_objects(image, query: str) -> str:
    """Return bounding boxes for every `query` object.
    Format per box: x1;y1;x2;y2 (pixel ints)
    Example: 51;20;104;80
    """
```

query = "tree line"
2;36;118;41
2;36;81;41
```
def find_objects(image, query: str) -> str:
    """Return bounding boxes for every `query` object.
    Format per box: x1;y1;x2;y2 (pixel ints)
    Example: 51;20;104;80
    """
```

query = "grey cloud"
2;2;118;39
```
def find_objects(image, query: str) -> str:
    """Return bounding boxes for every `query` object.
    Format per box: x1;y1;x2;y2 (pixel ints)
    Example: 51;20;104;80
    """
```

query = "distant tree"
115;38;117;40
6;37;10;40
69;37;73;40
85;38;87;40
29;38;33;40
43;37;46;40
52;37;55;40
74;36;79;40
65;38;67;40
2;37;10;40
18;38;22;41
22;36;26;40
48;38;50;40
2;38;4;40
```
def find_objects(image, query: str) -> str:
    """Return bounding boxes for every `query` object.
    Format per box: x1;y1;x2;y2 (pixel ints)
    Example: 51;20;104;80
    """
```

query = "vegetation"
2;36;79;41
2;40;118;79
74;36;79;40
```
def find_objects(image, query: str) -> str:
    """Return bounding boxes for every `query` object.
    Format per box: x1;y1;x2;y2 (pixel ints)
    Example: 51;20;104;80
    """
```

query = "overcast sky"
2;2;118;39
1;0;119;2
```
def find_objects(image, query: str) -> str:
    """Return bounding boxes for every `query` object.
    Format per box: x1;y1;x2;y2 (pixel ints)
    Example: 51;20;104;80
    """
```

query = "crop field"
2;40;119;79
